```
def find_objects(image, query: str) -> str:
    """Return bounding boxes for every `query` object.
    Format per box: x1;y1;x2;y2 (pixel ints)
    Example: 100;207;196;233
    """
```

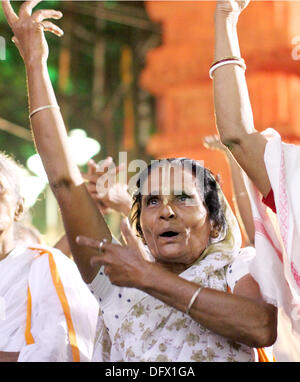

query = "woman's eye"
176;194;190;202
147;196;159;206
0;184;4;194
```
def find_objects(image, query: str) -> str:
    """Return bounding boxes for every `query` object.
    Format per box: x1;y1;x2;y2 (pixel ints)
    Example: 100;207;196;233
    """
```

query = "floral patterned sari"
92;186;256;362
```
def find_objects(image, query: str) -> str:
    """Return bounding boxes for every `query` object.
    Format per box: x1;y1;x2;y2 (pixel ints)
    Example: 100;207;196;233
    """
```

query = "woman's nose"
159;203;176;219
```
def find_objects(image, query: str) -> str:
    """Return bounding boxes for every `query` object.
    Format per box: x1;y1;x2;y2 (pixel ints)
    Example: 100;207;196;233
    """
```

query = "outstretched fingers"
32;8;63;22
19;0;43;17
120;217;138;247
32;8;63;37
76;235;104;250
203;134;224;151
2;0;64;40
40;21;64;37
1;0;18;27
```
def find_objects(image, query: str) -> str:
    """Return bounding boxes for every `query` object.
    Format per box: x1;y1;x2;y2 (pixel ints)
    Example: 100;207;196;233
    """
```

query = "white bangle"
209;59;246;79
29;104;60;119
186;286;203;315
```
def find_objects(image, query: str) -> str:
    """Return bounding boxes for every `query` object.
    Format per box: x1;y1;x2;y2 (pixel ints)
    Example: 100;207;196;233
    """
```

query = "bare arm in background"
203;135;254;245
213;0;271;197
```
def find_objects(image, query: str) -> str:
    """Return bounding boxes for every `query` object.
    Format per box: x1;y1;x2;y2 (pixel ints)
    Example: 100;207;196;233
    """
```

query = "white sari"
244;128;300;361
90;188;263;362
0;245;99;361
110;248;255;362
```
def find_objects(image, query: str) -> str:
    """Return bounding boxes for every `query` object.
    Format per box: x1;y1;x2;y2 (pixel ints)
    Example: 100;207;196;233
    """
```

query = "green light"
48;66;58;83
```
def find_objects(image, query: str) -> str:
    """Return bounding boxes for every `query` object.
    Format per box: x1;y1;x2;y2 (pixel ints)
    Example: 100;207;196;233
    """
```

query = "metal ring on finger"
98;238;107;254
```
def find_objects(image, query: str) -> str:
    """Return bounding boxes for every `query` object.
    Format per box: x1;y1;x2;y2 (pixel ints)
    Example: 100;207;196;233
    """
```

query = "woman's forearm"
26;62;82;186
0;351;20;362
213;10;271;196
227;154;255;244
213;14;255;141
141;263;275;348
26;63;111;282
214;12;241;61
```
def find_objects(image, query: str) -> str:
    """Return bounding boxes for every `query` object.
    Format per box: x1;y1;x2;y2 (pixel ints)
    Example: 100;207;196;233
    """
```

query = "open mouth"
159;231;179;238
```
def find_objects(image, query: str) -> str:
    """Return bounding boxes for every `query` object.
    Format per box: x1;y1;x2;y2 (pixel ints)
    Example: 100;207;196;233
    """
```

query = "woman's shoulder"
26;244;79;274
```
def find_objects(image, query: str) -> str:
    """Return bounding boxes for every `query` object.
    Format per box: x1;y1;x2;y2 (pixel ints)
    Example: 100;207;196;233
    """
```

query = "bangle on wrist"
29;104;60;119
186;286;203;315
211;56;244;67
209;57;246;79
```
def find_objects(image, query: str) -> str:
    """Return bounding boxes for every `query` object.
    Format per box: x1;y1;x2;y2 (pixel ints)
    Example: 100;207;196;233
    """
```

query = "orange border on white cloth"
25;247;80;362
25;286;34;346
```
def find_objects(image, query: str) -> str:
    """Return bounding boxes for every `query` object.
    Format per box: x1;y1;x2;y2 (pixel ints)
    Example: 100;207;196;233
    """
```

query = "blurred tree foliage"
0;0;160;235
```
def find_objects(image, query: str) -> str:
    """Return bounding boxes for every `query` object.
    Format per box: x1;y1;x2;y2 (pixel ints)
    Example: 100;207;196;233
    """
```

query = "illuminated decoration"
26;153;48;183
68;129;101;166
20;170;47;208
27;128;101;188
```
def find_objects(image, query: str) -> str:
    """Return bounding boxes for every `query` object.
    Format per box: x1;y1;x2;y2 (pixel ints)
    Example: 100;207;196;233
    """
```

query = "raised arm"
2;0;111;282
203;135;254;245
213;0;271;197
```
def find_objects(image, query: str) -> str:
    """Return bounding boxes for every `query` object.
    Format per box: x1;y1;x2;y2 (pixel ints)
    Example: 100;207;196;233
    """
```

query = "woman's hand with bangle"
2;0;63;68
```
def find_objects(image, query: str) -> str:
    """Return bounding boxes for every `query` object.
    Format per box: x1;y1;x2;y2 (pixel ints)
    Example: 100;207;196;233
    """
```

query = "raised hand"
1;0;63;66
203;134;228;153
76;218;151;288
82;157;132;216
215;0;250;16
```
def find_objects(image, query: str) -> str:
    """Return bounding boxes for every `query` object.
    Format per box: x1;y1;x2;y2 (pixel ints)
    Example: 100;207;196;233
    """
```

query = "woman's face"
139;165;211;267
0;174;22;240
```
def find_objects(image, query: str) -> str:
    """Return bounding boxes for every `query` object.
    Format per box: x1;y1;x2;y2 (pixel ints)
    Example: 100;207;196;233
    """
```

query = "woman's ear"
14;197;24;222
210;221;220;239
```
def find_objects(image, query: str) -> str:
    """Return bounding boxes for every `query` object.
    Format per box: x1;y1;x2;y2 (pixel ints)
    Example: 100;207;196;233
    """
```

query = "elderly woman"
212;0;300;360
80;158;276;362
0;152;98;361
2;0;277;362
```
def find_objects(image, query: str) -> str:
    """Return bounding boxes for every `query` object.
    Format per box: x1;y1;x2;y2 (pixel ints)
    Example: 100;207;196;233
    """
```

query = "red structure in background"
140;1;300;208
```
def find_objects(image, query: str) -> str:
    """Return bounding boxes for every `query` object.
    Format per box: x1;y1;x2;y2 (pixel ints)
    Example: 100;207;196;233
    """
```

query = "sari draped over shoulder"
244;128;300;361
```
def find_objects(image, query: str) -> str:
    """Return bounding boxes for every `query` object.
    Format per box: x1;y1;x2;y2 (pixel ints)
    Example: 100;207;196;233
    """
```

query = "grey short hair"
0;152;23;201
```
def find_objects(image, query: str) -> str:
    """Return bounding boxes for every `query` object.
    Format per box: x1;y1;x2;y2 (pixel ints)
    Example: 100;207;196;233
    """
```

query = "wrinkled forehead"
140;163;201;196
